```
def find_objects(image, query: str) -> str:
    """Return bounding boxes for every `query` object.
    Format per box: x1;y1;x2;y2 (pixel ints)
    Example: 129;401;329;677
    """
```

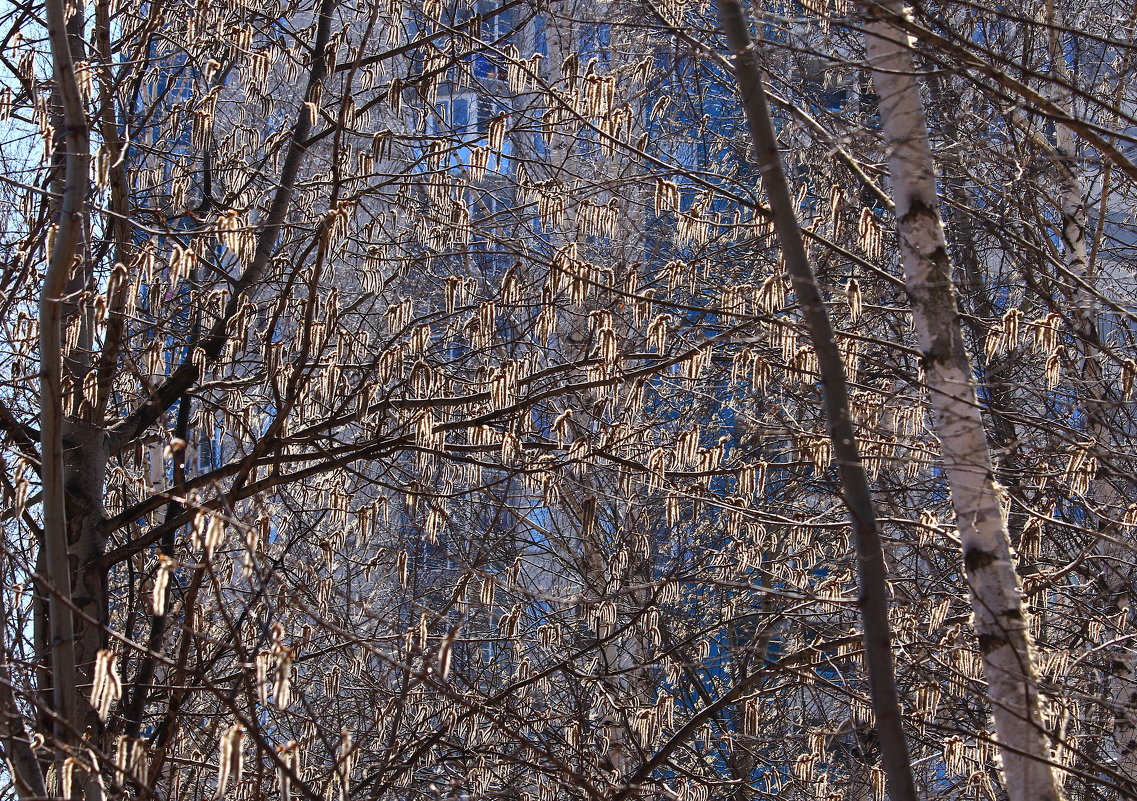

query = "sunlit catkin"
152;554;173;615
61;757;79;798
333;729;355;801
1045;351;1062;388
857;207;882;260
1063;439;1097;496
1032;312;1063;354
793;752;816;783
983;323;1004;359
216;723;245;797
488;113;507;152
828;183;844;233
276;741;297;801
871;767;886;801
845;278;861;323
654;178;680;214
942;735;965;774
114;735;145;785
273;646;295;708
1001;307;1021;349
1122;358;1137;397
91;649;122;721
256;650;272;706
647;314;671;353
204;514;224;559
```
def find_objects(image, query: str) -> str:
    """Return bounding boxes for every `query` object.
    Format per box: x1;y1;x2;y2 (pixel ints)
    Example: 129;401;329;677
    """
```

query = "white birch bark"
862;6;1065;800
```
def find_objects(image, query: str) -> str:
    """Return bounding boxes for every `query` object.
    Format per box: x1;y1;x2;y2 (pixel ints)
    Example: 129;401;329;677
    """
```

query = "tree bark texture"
863;5;1066;800
41;0;90;787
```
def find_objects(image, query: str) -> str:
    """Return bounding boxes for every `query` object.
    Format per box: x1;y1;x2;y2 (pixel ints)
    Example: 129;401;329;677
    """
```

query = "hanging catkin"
216;723;245;797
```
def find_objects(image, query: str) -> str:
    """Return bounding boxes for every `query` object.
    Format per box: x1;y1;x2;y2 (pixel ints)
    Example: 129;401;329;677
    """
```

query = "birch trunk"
862;5;1064;799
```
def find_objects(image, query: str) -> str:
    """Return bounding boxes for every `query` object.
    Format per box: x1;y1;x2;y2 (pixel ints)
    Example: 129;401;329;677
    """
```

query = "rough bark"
862;5;1065;800
715;2;918;799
